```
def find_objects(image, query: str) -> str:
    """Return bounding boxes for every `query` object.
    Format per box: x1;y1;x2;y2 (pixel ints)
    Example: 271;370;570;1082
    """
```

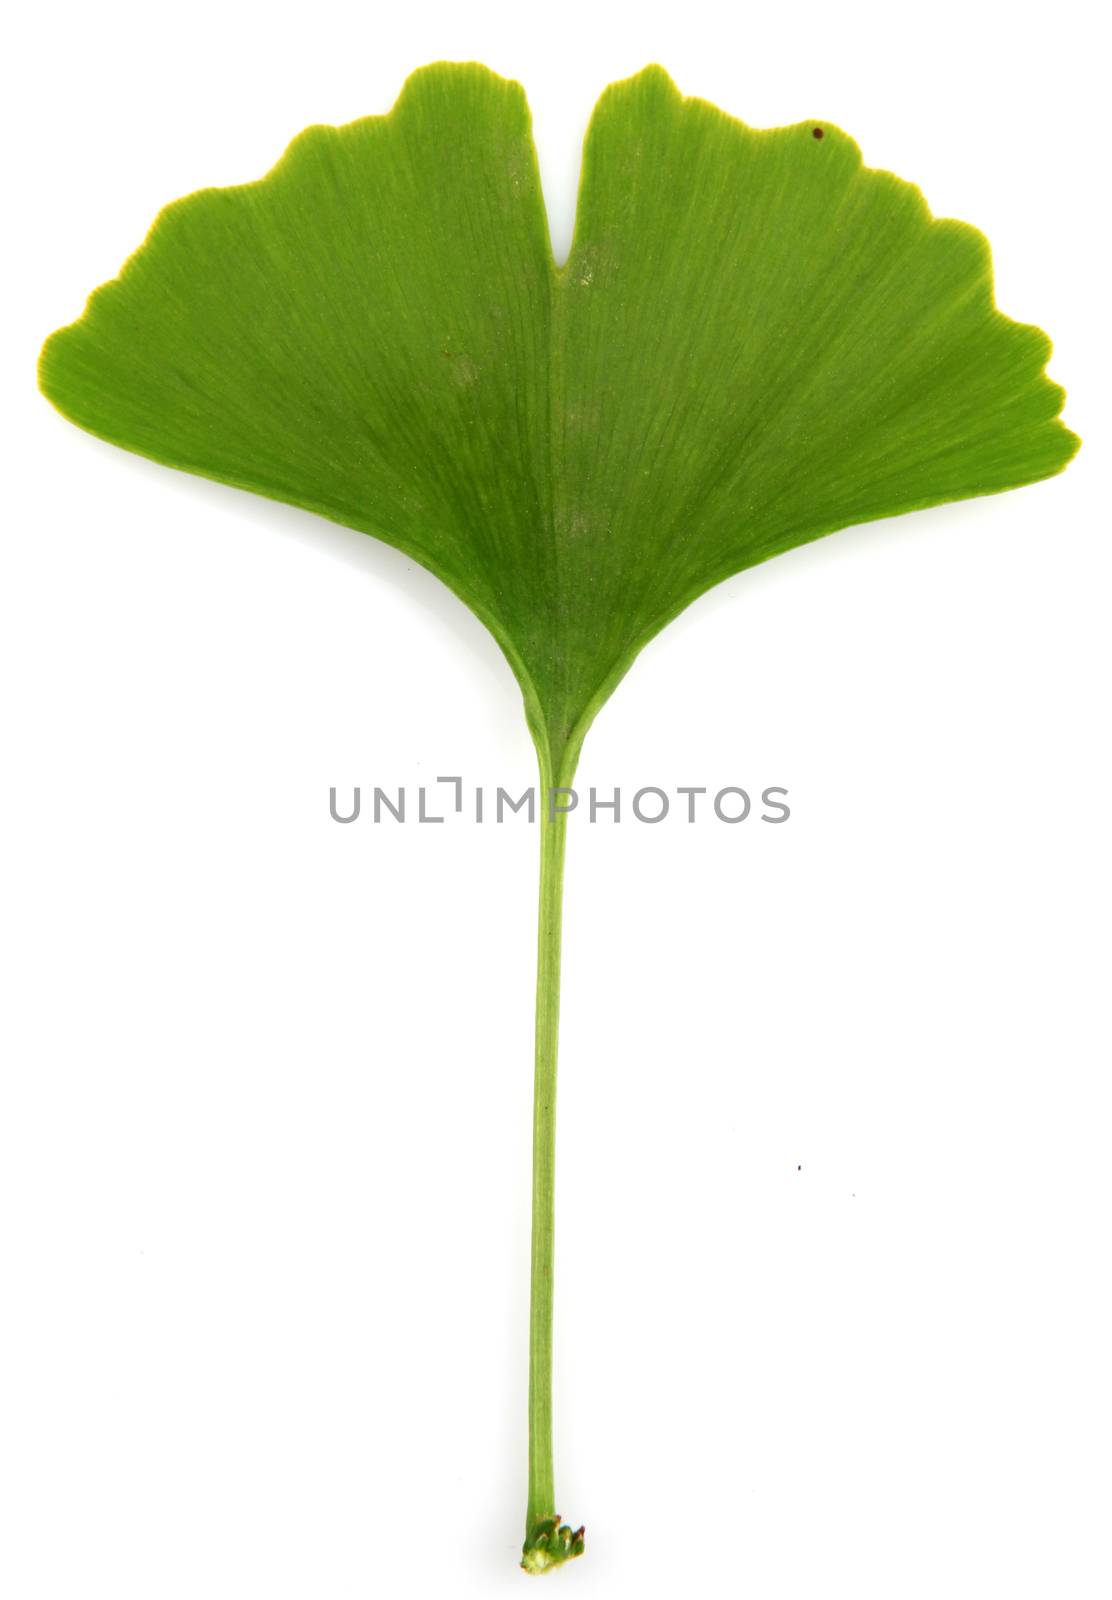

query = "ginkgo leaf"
38;61;1078;1573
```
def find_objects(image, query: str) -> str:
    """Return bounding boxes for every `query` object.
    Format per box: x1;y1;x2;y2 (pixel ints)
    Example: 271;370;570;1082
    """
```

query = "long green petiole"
522;775;584;1574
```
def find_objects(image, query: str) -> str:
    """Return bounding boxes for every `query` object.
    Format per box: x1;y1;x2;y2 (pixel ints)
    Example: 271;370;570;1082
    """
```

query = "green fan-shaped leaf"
39;62;1076;785
38;63;1078;1571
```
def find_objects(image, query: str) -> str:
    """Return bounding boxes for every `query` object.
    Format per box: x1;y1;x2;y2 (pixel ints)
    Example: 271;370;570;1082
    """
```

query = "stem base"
521;1515;586;1574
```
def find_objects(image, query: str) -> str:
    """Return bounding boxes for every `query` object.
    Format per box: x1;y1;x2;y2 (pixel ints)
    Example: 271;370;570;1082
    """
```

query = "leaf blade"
40;62;1078;775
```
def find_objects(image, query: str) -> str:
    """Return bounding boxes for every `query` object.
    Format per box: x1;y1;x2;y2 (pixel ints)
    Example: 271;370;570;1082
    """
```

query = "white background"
3;2;1109;1596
